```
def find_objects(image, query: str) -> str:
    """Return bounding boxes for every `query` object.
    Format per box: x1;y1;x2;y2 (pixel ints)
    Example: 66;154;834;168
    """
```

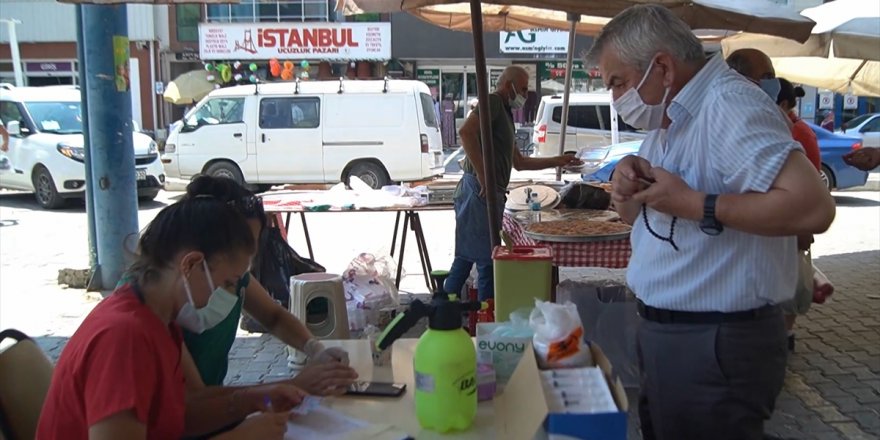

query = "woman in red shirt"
37;197;304;440
776;78;821;172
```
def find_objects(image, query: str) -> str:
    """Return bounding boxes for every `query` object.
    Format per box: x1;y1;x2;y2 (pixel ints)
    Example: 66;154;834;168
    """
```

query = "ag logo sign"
500;28;568;54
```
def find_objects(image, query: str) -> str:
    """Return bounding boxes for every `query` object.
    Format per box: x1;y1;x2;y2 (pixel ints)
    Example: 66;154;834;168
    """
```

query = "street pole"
556;14;579;181
75;5;99;286
82;4;139;291
0;19;24;87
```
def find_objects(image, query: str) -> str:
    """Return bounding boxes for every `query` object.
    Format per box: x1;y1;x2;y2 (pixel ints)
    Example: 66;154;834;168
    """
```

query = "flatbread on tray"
527;220;632;237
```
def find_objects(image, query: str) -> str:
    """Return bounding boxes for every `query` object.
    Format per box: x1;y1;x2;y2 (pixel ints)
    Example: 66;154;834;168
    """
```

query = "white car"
840;112;880;148
531;93;646;158
0;85;165;209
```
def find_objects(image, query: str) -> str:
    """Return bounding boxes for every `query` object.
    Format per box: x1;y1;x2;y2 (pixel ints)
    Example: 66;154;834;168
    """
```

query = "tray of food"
525;219;632;242
559;209;620;223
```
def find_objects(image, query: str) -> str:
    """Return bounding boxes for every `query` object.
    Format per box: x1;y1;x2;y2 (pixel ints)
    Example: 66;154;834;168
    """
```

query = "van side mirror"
5;120;21;136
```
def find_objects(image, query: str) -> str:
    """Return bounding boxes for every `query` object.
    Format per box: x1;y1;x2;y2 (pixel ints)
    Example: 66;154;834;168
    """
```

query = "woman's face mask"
176;260;239;334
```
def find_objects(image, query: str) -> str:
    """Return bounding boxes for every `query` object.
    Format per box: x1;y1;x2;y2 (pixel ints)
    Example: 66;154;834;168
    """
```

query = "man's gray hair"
497;65;528;90
585;4;705;73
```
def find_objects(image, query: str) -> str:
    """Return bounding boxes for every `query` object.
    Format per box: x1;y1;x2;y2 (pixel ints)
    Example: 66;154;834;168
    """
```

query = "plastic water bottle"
530;192;542;223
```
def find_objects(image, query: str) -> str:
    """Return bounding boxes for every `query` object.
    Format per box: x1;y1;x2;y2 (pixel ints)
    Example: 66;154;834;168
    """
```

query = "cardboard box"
495;343;629;440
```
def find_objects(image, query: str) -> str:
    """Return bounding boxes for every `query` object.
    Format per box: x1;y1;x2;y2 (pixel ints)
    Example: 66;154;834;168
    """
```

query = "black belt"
637;300;779;324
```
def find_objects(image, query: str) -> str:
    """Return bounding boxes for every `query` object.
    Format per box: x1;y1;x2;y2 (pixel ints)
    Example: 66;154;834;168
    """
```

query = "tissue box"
495;342;628;440
476;322;532;388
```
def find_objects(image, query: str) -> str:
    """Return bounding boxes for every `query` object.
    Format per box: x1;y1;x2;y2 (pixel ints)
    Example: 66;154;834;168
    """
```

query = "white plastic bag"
529;300;592;369
342;253;400;333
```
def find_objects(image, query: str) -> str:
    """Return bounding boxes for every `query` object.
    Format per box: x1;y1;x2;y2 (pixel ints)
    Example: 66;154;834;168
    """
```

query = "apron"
454;173;507;265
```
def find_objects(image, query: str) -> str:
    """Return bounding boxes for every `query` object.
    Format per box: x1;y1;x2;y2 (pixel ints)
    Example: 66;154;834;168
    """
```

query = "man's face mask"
612;56;670;131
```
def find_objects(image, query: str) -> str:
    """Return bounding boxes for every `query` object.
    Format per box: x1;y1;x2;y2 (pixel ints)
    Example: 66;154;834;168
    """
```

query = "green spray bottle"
377;270;484;433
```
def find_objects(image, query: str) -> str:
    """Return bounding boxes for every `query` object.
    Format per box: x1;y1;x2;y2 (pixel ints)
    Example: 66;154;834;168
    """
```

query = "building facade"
0;0;166;133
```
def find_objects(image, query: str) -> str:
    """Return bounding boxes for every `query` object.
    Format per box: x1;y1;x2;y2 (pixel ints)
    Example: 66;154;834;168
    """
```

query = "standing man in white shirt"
586;5;836;440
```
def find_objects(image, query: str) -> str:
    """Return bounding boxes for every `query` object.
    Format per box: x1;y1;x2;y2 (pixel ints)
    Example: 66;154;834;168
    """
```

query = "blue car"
582;123;868;191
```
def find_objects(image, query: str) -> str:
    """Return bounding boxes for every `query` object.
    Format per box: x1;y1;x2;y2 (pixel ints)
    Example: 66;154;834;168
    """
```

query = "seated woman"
37;196;303;439
179;176;358;396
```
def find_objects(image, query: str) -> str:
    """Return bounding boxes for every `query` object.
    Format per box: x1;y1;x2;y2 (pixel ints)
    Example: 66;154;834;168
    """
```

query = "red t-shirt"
36;285;186;440
790;112;822;172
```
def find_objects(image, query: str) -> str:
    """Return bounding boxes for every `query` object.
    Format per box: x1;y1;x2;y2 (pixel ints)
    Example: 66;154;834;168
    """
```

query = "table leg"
394;213;410;289
390;211;402;257
410;212;434;293
300;212;314;261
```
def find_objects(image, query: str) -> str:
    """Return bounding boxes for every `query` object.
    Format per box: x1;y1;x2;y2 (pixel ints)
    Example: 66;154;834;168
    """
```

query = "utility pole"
81;4;139;291
0;18;24;87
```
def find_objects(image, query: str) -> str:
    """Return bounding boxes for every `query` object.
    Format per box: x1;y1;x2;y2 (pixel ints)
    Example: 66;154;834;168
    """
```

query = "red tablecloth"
502;213;632;268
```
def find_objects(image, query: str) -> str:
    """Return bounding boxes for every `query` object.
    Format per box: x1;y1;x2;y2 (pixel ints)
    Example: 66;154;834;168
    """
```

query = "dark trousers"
637;308;788;440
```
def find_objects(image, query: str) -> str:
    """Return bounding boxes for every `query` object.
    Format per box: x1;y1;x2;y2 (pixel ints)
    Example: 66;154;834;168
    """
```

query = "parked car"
582;123;868;191
531;93;645;158
0;85;165;209
839;112;880;148
162;79;444;190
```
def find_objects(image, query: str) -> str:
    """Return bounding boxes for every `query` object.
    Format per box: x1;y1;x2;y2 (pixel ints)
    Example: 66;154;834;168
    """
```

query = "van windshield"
25;101;83;134
419;93;439;128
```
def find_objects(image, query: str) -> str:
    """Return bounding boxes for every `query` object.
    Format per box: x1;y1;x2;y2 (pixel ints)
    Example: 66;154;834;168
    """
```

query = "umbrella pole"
470;0;500;249
556;14;580;181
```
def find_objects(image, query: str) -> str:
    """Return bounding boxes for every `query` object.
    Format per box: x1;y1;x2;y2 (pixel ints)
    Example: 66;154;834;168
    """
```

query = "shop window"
207;1;327;23
176;5;201;42
259;97;320;129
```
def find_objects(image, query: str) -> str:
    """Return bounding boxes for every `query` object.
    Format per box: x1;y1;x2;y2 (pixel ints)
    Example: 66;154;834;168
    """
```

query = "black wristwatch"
700;194;723;236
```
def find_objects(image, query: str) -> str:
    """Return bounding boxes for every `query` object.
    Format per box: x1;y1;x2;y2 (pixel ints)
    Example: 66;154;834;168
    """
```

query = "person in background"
773;77;822;351
467;98;479;118
728;49;825;353
843;147;880;170
821;111;835;131
37;197;302;440
588;5;835;439
444;65;581;300
180;176;357;396
0;121;8;152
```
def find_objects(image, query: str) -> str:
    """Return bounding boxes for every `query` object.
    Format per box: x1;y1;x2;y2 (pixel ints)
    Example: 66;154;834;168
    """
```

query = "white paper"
284;405;369;440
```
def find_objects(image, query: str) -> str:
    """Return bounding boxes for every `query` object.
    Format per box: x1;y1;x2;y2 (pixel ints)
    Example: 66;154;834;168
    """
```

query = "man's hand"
554;153;584;169
611;155;654;204
843;147;880;171
291;363;358;396
227;412;288;440
631;167;704;221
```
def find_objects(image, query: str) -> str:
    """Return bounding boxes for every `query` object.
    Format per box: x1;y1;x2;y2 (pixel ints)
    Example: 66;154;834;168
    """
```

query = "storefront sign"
818;92;834;110
490;69;504;89
539;61;589;80
199;23;391;60
417;68;440;87
176;51;201;61
24;62;74;74
500;29;568;54
843;94;858;110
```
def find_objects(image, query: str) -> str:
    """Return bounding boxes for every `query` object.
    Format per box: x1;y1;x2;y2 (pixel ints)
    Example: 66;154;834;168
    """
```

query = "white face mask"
509;88;527;110
612;58;670;131
176;260;239;334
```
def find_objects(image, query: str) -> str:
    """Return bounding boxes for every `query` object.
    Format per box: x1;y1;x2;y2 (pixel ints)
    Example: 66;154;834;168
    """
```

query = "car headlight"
57;143;85;162
148;140;159;155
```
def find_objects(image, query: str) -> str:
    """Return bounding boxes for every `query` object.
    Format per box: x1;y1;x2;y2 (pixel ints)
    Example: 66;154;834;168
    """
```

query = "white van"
0;85;165;209
531;93;645;158
162;79;445;190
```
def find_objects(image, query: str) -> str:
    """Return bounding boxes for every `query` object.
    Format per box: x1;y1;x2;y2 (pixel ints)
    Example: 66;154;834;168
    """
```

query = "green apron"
183;273;251;386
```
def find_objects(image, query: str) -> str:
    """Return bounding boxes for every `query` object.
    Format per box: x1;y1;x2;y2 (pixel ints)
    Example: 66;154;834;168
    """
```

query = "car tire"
204;161;245;186
345;161;390;189
31;165;66;210
138;191;159;203
820;164;835;191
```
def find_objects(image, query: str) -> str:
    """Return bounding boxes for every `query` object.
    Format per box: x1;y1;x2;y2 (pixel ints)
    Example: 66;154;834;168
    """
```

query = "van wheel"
205;161;244;186
32;166;66;210
345;162;389;189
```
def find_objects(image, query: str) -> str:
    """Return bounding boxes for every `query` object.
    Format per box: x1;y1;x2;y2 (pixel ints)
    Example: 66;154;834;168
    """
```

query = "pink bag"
813;267;834;304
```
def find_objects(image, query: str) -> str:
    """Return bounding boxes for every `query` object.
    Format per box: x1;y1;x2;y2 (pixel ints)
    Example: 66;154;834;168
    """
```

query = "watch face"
700;220;723;236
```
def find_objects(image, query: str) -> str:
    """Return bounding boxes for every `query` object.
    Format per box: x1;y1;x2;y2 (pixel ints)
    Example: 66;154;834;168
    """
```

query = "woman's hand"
242;384;306;413
291;362;359;396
